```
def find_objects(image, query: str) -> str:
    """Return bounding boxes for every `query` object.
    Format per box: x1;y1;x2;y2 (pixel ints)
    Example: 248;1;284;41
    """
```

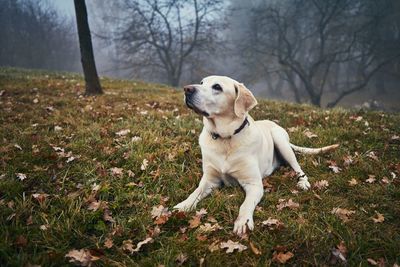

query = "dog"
173;76;338;236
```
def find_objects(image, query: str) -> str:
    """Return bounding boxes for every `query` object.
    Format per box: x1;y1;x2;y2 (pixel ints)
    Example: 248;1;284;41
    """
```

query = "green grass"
0;67;399;266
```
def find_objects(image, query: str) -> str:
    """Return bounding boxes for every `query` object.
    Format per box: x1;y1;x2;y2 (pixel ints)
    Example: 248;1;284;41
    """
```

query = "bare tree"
106;0;221;86
74;0;103;95
244;0;400;107
0;0;79;72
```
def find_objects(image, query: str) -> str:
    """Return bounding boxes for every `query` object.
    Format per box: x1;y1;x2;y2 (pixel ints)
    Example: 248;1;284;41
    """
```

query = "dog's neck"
203;115;249;139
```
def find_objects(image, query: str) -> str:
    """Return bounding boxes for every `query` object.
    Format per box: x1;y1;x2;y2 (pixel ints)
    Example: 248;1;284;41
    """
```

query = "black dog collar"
210;117;250;140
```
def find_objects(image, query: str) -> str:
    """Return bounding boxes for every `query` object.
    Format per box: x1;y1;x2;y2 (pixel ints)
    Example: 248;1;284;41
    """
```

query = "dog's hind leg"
173;174;220;212
271;128;311;190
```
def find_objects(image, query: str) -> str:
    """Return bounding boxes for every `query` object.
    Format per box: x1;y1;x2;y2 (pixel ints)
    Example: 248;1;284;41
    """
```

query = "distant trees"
240;0;400;107
74;0;103;95
0;0;79;72
92;0;221;86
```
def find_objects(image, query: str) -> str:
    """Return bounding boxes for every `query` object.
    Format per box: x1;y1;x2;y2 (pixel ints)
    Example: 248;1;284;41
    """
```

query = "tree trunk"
74;0;102;95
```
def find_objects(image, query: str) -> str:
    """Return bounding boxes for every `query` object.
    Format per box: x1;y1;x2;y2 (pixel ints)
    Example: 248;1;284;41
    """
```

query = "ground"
0;67;399;266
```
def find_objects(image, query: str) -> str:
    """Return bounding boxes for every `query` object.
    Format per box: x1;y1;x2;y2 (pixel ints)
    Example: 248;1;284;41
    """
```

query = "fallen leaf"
276;199;300;211
304;129;318;139
249;241;262;255
188;216;201;229
16;173;27;181
343;155;354;167
314;180;329;190
196;208;208;217
367;151;379;161
176;253;188;265
330;241;347;264
121;239;134;253
366;175;376;183
110;167;123;176
272;251;294;264
54;125;63;132
14;144;22;150
151;205;171;219
131;136;142;142
261;217;284;229
372;212;384;223
115;129;130;136
198;223;222;233
348;178;358;186
32;193;49;204
331;208;355;222
104;238;113;249
103;208;115;223
208;241;220;252
141;159;149;170
220;240;247;253
132;237;153;252
329;165;342;174
87;200;103;211
381;177;390;184
367;258;378;265
65;249;100;266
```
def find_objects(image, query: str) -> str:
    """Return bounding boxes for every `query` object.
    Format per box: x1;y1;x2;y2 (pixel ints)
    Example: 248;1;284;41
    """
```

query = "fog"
1;0;399;111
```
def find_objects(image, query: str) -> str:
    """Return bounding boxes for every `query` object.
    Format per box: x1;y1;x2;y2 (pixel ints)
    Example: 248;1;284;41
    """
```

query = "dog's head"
183;76;257;118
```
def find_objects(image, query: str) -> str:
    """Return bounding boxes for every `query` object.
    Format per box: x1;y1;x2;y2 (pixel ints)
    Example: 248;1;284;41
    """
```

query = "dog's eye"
200;81;203;85
212;84;223;91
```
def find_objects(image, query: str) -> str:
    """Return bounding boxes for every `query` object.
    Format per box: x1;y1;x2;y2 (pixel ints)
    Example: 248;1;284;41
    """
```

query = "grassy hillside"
0;68;399;266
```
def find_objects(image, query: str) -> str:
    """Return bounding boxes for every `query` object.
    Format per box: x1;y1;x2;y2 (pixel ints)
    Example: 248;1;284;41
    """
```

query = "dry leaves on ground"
313;180;329;190
272;251;294;264
220;240;247;253
331;208;355;222
276;199;300;211
372;212;385;223
121;237;153;254
261;217;284;230
330;241;347;264
65;249;100;266
151;205;172;225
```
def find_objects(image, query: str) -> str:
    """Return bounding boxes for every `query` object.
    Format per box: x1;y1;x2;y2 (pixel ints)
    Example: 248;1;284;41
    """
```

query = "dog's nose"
183;85;196;94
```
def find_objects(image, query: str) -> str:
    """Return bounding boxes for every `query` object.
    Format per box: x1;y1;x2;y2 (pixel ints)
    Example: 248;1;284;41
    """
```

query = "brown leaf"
272;251;294;264
366;175;376;183
276;198;300;211
103;208;115;223
220;240;247;253
208;241;220;252
176;253;188;266
331;208;355;222
110;167;123;176
372;212;384;223
65;249;100;266
198;223;222;233
188;216;201;229
330;241;347;264
249;241;262;255
261;217;284;230
104;238;113;249
313;180;329;190
32;193;49;204
348;178;358;186
196;234;207;241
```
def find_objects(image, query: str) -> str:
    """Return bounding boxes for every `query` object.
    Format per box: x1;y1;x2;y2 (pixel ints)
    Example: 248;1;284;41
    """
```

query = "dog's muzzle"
183;85;209;117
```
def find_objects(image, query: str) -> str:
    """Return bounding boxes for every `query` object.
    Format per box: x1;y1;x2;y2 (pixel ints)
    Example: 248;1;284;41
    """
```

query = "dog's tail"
290;143;339;155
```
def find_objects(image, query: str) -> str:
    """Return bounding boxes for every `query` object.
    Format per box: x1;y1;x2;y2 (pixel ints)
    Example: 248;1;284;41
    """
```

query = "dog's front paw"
173;200;196;212
297;178;311;190
233;216;254;236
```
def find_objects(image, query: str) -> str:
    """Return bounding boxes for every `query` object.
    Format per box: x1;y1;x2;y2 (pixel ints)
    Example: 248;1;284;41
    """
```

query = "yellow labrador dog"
174;75;338;236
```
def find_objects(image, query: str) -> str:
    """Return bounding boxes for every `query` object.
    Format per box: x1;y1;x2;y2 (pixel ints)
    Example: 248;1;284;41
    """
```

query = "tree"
0;0;79;72
100;0;221;87
244;0;400;107
74;0;102;95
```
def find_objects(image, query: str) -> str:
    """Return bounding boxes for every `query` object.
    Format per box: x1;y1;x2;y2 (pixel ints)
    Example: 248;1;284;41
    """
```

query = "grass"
0;67;399;266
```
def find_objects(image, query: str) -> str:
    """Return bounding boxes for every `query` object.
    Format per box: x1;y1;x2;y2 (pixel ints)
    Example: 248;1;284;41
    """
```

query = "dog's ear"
234;83;257;117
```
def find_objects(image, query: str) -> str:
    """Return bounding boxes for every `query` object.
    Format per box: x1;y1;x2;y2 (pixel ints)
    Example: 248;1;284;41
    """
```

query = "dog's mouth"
185;98;209;117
